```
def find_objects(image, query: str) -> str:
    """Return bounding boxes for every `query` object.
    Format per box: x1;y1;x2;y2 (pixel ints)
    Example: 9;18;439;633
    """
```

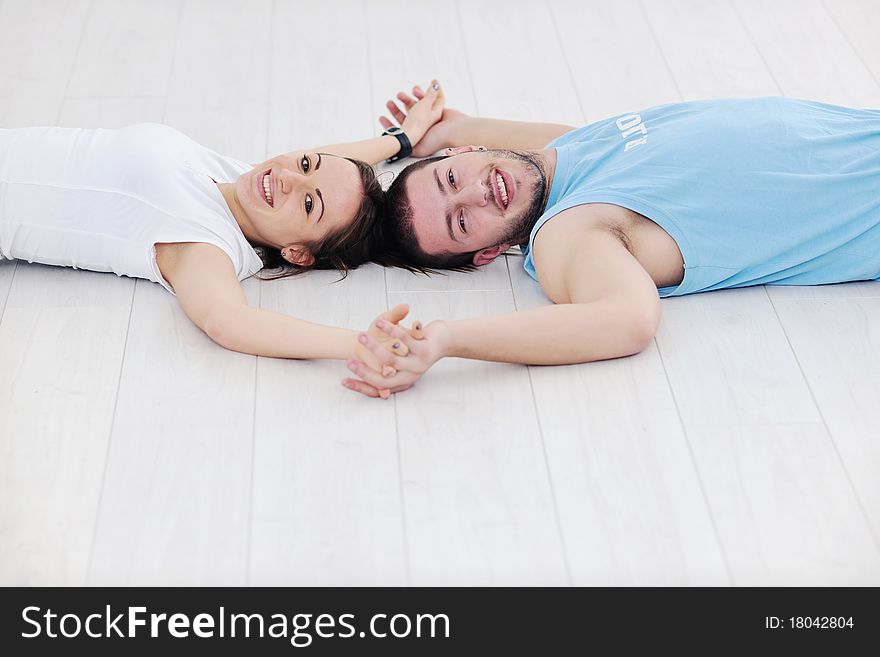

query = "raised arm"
379;85;577;156
343;206;661;397
311;80;446;165
434;116;578;152
158;242;411;369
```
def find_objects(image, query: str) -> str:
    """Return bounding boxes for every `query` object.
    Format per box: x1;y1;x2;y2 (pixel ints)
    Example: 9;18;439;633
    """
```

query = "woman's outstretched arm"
311;79;446;165
160;242;407;368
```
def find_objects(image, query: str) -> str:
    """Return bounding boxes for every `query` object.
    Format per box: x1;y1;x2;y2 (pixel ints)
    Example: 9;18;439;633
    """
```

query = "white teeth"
496;173;508;207
262;174;273;206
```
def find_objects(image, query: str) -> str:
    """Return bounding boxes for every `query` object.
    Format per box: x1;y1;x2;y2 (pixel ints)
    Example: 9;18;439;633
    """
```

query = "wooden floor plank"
457;0;583;125
766;281;880;301
268;0;373;154
88;279;259;585
550;0;682;121
0;265;133;585
733;0;880;106
772;297;880;547
0;0;91;126
66;0;181;99
822;0;880;89
508;259;730;585
641;0;779;98
366;0;480;122
250;265;407;585
163;0;271;162
657;288;880;584
58;97;166;128
0;260;15;316
387;290;569;585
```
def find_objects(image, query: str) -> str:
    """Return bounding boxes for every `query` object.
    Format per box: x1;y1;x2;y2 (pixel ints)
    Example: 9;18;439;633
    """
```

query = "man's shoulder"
530;203;629;301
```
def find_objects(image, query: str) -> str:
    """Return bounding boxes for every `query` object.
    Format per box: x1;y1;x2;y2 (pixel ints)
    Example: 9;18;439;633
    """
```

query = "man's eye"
305;194;313;214
458;211;466;233
301;155;310;173
447;169;456;188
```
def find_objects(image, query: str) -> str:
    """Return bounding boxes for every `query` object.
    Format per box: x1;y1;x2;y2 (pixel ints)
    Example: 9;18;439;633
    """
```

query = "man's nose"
458;178;489;206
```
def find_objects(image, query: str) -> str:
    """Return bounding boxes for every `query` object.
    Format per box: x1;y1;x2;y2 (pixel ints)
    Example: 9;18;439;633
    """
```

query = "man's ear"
444;145;487;155
282;244;315;267
472;244;511;267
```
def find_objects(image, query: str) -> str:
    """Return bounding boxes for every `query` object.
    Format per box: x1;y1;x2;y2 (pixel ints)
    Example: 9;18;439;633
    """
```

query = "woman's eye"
301;155;310;173
447;169;456;188
305;194;313;214
458;212;466;233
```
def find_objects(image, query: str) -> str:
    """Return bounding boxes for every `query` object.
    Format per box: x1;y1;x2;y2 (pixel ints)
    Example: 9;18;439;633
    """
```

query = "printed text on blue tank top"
616;114;648;152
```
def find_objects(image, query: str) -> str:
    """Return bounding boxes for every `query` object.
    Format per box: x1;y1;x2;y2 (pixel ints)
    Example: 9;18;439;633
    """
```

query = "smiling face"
231;151;363;264
403;149;549;265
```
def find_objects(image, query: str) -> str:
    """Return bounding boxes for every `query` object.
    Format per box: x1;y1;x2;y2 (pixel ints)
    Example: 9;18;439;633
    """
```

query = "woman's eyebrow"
316;189;325;223
315;153;322;170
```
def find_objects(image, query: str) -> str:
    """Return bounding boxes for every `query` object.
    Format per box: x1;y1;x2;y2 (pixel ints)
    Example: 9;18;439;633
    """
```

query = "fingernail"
393;342;400;349
382;365;396;377
414;322;422;331
358;334;367;344
375;320;385;329
348;363;357;372
432;82;439;90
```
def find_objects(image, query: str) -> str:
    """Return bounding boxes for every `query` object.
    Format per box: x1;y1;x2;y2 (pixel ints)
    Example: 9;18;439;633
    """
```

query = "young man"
341;87;880;398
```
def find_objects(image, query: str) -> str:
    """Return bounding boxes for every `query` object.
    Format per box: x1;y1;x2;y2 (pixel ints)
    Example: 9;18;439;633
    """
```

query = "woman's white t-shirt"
0;123;264;295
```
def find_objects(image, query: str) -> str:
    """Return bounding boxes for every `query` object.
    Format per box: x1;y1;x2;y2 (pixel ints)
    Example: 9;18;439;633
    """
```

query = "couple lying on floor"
3;79;880;398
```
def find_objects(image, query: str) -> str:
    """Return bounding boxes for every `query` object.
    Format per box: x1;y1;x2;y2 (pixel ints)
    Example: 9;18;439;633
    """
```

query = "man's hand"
343;319;451;398
381;84;469;157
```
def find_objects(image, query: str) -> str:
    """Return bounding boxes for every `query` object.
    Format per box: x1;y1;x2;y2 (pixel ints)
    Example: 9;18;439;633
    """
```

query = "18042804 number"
790;617;854;629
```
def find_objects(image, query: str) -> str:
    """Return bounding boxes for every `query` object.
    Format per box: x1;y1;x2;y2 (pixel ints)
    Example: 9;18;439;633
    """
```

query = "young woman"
0;81;446;371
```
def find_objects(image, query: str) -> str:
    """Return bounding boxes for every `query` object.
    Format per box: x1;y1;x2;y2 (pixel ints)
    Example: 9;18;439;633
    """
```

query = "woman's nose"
277;167;304;194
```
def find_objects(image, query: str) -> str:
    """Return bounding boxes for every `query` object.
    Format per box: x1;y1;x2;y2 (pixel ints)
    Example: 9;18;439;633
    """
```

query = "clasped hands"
344;304;448;399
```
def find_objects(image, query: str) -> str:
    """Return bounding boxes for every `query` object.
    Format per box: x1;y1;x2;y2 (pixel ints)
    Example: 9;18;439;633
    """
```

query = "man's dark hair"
372;156;479;276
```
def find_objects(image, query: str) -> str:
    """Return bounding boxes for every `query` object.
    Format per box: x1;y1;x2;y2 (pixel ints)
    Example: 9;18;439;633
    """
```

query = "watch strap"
383;128;412;162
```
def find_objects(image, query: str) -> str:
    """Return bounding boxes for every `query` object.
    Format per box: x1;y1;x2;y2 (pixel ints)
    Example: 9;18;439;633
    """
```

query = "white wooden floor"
1;0;879;586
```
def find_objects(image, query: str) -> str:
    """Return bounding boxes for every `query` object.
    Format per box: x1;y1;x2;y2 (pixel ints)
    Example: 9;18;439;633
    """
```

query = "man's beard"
486;149;549;247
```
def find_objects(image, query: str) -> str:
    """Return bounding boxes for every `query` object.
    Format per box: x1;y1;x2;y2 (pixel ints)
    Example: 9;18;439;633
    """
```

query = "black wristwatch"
382;126;413;162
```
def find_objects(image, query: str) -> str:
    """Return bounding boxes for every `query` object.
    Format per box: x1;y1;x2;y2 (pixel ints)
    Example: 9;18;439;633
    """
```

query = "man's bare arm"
380;85;576;154
345;207;662;396
440;116;577;152
442;218;661;363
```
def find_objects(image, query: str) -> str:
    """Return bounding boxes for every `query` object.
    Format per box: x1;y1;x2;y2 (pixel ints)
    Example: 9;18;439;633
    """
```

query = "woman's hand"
382;82;469;157
386;79;445;154
352;304;413;377
351;304;413;385
343;319;451;398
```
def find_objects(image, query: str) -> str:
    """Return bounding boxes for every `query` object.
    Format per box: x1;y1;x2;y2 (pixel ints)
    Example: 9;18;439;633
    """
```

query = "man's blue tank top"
520;97;880;297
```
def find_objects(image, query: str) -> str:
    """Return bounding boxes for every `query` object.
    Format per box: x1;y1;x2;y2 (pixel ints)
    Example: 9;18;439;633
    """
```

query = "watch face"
384;126;402;135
